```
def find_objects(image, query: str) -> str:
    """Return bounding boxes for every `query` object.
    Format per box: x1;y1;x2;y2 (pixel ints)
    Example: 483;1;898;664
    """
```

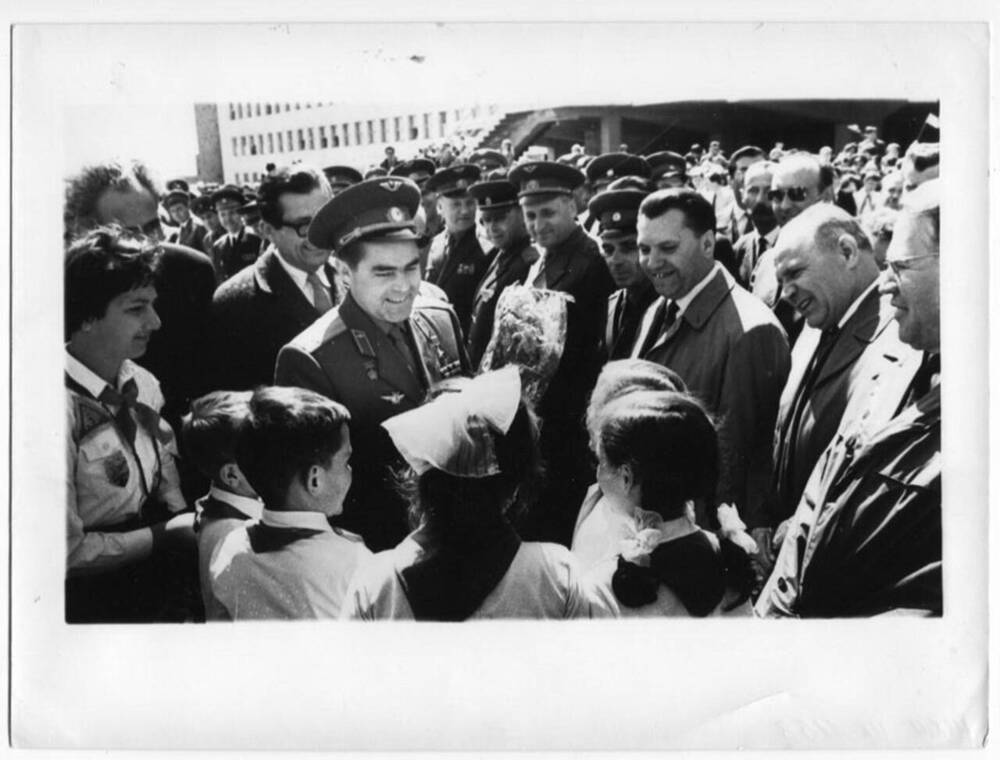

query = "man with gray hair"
757;180;941;617
764;203;918;564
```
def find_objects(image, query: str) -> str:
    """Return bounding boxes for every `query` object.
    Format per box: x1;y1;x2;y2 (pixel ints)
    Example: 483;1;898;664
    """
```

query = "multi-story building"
208;101;504;185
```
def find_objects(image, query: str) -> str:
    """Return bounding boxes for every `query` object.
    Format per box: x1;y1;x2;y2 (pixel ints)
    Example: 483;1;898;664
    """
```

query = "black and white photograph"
6;4;994;753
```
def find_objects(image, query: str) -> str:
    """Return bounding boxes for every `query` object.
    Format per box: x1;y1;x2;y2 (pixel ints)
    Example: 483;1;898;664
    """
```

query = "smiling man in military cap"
424;163;491;335
274;176;469;551
465;175;539;367
589;176;656;360
508;159;615;545
392;157;443;254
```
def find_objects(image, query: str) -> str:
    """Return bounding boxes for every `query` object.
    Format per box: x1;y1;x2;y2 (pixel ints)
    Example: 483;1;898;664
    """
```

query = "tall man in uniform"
764;203;917;567
757;180;942;617
508;161;616;544
424;163;490;336
275;177;469;551
465;175;539;368
208;166;341;391
631;189;790;546
588;177;656;360
211;184;264;282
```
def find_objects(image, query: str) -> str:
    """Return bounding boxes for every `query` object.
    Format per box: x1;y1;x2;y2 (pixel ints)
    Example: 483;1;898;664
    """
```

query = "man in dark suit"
631;189;790;542
757;180;941;617
274;177;469;551
767;204;915;563
164;188;210;253
508;160;616;545
211;185;264;282
424;163;491;336
207;165;340;392
587;177;656;360
465;175;538;368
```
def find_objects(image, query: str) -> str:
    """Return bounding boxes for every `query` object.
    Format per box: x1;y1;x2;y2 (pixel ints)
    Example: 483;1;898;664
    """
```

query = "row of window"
229;111;459;158
228;102;330;119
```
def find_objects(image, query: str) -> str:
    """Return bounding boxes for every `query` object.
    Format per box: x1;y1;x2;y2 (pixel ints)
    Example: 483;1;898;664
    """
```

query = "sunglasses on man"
768;187;809;203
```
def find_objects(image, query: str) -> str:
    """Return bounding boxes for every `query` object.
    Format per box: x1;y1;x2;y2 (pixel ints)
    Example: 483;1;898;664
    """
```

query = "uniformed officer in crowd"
191;193;226;252
508;160;616;545
164;188;210;253
211;184;264;282
588;176;656;360
468;148;509;174
580;152;652;236
645;150;689;190
465;175;539;368
392;157;443;264
274;176;470;552
323;165;363;196
424;163;491;335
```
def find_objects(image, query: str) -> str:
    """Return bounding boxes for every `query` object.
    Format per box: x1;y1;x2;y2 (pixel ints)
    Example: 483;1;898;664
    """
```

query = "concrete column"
599;114;623;154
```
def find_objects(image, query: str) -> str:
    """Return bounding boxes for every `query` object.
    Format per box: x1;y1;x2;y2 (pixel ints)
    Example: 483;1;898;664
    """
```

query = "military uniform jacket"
213;227;264;282
632;266;791;528
425;226;491;337
533;225;615;426
274;292;470;551
207;248;341;391
466;236;538;369
757;379;940;618
168;217;210;254
605;284;657;361
771;286;915;525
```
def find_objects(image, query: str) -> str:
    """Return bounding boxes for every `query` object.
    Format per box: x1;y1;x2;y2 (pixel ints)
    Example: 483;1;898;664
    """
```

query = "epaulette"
413;294;454;312
292;307;348;353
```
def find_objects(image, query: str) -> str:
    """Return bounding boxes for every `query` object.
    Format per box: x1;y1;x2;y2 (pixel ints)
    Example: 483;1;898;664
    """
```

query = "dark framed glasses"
768;187;809;203
280;217;314;238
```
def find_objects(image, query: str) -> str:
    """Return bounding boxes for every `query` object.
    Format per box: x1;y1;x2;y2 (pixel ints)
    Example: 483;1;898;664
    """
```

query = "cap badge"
522;165;537;174
387;206;407;222
612;211;622;222
456;179;468;190
484;197;493;206
525;179;540;191
380;180;403;192
606;169;614;178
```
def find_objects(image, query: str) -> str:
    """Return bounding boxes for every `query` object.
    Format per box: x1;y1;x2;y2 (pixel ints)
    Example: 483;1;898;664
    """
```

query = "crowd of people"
63;120;942;622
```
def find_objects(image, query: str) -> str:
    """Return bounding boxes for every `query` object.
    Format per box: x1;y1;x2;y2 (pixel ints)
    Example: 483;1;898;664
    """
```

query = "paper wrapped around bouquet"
478;284;573;404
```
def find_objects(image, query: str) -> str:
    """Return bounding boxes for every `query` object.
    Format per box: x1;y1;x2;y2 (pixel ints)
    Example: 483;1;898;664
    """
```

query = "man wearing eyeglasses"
207;166;340;392
757;180;941;617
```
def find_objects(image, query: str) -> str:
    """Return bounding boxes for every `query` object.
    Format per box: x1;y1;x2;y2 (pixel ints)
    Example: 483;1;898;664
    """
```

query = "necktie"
98;378;139;446
637;300;680;356
388;323;417;374
308;271;333;313
530;253;547;288
909;352;941;403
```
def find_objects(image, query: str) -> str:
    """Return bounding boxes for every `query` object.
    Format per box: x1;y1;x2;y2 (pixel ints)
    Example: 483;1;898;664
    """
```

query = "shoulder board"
412;294;455;312
291;307;347;353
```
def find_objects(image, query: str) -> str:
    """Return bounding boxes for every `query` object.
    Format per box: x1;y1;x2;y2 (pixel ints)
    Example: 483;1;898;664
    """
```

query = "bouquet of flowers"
478;285;572;404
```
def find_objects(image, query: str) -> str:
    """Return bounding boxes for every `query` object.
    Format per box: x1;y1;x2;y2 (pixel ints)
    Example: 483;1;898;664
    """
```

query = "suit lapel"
631;296;664;359
812;287;883;391
646;268;731;355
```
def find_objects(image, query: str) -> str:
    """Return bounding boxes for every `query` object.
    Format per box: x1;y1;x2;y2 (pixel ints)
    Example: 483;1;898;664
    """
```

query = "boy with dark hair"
209;386;371;619
181;391;262;620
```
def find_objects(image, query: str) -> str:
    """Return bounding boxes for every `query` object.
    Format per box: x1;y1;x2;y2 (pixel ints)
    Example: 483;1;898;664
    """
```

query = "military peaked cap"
508;161;585;198
308;176;422;253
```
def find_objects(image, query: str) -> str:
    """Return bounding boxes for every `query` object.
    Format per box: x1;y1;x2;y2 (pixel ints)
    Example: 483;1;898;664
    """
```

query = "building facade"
208;101;503;185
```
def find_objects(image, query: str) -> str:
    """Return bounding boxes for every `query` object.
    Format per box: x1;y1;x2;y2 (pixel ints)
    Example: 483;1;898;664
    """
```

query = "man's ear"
258;220;278;244
305;464;323;495
838;233;860;268
701;230;716;257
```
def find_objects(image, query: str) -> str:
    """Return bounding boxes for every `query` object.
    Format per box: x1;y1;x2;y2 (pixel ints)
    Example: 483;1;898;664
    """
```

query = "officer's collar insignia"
381;392;405;405
350;329;377;358
387;206;407;222
380;179;404;192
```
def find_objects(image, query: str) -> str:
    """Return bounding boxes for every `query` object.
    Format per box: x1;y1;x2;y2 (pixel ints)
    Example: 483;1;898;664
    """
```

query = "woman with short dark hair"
65;225;196;622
